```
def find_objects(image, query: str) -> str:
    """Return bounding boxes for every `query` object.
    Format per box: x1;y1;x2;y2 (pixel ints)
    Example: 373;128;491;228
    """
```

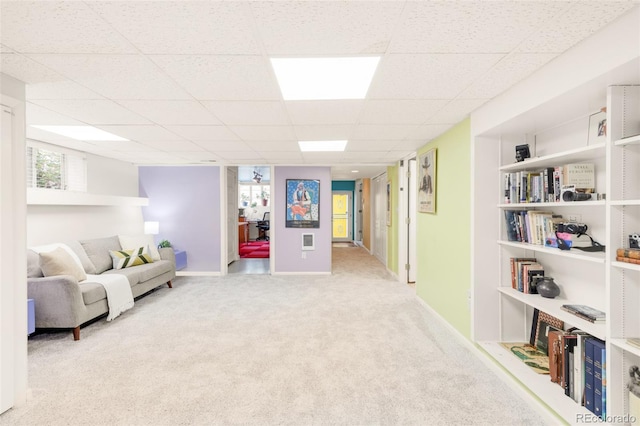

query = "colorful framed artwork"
286;179;320;228
418;148;436;213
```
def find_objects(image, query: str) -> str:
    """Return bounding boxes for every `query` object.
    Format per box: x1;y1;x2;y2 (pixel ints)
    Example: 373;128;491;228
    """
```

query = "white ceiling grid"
0;0;637;179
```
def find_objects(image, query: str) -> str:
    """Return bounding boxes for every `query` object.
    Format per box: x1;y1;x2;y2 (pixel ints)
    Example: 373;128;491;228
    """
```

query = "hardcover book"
563;163;595;192
561;305;606;322
617;248;640;260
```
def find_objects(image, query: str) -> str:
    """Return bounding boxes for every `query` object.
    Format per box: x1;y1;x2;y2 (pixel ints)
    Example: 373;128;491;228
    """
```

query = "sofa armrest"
159;247;175;265
27;275;85;328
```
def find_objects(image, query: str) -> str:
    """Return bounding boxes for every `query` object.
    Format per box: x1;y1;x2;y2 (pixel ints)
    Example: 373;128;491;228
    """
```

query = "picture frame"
285;179;320;228
530;309;564;355
418;148;436;213
588;108;607;146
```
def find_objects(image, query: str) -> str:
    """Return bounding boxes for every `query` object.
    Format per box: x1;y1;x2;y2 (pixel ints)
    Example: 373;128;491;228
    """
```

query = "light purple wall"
273;166;331;273
139;166;221;272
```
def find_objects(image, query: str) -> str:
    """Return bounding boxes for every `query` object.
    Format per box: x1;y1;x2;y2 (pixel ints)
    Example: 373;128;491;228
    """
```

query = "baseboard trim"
414;296;558;424
176;271;221;277
271;271;331;276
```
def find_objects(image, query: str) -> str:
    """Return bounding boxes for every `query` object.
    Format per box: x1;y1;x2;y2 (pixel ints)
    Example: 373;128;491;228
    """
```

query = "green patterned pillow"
109;247;154;270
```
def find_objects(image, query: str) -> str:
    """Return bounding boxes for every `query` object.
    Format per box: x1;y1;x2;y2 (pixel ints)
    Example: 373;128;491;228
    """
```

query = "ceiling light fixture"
271;57;380;100
30;125;129;141
298;140;347;152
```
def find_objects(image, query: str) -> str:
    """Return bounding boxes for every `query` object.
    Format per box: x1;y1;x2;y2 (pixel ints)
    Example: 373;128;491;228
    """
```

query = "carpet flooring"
2;246;546;425
239;241;270;258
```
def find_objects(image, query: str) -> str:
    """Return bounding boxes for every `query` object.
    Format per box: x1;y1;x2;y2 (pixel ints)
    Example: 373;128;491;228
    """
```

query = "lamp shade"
144;221;159;235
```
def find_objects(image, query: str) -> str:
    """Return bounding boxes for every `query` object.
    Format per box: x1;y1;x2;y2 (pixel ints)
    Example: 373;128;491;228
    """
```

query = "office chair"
257;212;270;241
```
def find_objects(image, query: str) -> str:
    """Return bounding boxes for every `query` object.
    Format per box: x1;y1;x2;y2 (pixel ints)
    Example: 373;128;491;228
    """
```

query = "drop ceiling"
1;1;636;179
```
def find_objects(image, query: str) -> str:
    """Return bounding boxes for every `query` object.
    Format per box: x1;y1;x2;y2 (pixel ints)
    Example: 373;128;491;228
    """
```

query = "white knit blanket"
85;274;134;321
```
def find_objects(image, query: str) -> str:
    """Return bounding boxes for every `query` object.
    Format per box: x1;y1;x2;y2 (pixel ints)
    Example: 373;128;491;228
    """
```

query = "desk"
239;222;248;244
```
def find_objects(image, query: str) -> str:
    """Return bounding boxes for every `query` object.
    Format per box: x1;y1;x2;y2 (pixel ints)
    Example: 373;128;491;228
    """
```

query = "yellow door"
332;193;350;240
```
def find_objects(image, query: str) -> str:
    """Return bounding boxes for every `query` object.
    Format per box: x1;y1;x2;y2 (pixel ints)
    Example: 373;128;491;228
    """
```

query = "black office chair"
257;212;270;241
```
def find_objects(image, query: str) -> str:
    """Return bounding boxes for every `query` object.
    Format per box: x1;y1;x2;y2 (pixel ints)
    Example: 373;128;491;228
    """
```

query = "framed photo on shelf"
418;148;436;213
530;309;564;355
285;179;320;228
587;108;607;145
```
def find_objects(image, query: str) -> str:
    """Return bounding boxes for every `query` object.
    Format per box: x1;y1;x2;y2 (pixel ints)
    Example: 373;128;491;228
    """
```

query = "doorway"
332;191;352;242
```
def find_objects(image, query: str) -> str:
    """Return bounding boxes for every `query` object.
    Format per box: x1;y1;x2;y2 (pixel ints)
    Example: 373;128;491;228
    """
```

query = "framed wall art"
418;148;436;213
286;179;320;228
587;107;607;145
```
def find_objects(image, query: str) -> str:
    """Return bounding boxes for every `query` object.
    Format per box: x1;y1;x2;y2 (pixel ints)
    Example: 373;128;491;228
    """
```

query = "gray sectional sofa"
27;235;176;340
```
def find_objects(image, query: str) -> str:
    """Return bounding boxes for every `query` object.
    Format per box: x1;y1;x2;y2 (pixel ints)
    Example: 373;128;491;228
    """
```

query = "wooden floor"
228;258;270;275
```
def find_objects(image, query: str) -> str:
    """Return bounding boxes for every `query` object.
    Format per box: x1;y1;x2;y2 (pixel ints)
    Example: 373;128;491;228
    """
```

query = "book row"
503;163;595;204
510;257;544;294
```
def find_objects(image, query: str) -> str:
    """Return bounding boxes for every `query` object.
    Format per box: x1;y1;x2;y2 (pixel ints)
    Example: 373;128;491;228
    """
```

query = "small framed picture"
418;148;436;214
588;108;607;145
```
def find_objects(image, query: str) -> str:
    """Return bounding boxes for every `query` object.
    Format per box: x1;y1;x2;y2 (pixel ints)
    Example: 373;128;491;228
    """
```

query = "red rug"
239;241;270;258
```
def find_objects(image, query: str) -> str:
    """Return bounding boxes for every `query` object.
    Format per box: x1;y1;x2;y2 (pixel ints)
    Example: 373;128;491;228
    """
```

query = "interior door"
226;167;238;265
408;158;417;283
332;191;352;242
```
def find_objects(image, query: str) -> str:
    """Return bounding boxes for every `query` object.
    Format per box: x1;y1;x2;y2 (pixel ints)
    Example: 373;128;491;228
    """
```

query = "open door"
332;191;352;242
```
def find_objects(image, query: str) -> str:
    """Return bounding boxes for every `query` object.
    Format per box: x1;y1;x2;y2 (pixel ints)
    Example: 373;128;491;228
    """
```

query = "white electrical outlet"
301;252;306;259
568;214;582;223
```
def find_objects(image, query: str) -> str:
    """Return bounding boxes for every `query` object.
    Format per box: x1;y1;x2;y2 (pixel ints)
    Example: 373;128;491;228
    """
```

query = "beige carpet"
2;247;546;425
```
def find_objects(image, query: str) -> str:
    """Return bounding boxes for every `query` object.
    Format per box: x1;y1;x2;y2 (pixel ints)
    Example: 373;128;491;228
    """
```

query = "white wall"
1;73;27;413
27;153;144;246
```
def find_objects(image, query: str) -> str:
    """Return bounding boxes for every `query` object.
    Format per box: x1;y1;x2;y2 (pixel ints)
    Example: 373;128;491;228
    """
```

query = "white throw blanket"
30;243;134;321
84;274;134;321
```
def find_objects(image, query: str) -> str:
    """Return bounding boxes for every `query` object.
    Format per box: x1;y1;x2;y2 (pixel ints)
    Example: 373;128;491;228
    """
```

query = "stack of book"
560;304;606;323
617;248;640;265
510;257;544;294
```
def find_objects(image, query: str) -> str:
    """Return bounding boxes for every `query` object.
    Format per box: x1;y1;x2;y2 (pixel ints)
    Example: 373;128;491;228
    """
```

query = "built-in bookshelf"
472;55;640;422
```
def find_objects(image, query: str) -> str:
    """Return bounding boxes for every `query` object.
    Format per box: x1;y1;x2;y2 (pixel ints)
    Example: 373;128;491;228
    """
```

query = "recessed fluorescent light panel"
31;125;129;141
271;57;380;100
298;140;347;152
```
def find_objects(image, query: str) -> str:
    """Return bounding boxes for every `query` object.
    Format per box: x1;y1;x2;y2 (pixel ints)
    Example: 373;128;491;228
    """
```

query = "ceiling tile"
405;124;454;141
141;140;204;152
294;125;354;141
351;125;417;141
424;99;488;125
217;152;265;162
30;100;150;125
369;54;504;99
458;54;558;99
390;1;567;54
90;2;260;54
86;140;151;152
359;100;450;125
0;1;136;54
229;126;296;141
244;141;300;152
345;140;396;152
117;100;221;126
26;103;85;126
26;81;105;100
0;53;63;84
151;55;281;100
1;45;14;53
250;1;404;55
174;152;223;162
389;140;431;152
165;126;240;141
259;151;304;162
94;125;186;142
203;101;289;126
28;54;192;100
194;140;253;152
285;100;363;125
517;2;637;53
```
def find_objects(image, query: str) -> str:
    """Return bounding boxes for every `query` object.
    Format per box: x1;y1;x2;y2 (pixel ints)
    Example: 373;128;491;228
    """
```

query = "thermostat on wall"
302;233;315;251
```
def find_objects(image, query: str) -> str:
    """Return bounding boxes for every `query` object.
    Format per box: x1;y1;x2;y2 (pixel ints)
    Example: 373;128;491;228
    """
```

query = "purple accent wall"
273;166;331;273
139;166;221;272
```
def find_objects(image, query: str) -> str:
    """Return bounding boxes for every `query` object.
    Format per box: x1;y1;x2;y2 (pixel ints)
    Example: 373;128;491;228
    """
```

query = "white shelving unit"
472;55;640;423
27;188;149;206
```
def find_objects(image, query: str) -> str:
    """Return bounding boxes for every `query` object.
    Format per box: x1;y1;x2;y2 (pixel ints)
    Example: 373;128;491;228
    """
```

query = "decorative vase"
534;277;560;299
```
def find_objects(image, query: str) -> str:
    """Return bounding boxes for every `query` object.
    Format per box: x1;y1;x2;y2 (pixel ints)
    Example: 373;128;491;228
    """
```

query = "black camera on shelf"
561;190;592;202
556;222;588;234
631;234;640;249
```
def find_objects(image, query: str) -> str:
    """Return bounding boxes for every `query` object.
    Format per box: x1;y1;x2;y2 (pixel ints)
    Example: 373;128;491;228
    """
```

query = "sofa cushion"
39;247;87;282
27;249;43;278
118;235;161;261
80;236;121;274
102;267;141;286
66;240;97;274
109;247;153;270
80;282;107;305
134;260;173;283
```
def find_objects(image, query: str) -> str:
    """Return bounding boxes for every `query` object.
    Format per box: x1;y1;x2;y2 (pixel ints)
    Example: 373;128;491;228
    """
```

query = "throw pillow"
118;234;161;261
109;247;154;270
39;247;87;282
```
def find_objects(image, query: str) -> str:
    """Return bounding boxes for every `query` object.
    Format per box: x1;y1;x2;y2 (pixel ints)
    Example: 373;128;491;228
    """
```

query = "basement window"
26;142;87;192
